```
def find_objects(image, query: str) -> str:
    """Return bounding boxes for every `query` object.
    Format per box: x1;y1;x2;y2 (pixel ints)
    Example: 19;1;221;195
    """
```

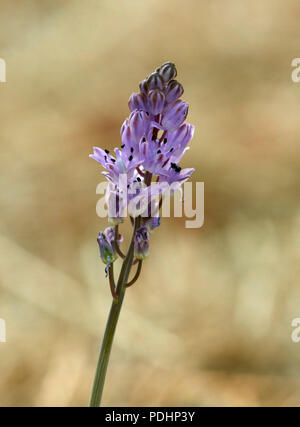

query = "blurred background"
0;0;300;406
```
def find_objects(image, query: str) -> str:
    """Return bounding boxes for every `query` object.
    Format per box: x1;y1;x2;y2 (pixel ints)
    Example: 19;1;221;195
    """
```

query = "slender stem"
108;264;118;300
126;260;142;288
89;225;136;407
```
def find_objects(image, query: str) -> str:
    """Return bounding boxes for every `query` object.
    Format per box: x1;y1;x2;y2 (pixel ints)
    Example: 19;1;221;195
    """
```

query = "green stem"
89;235;135;407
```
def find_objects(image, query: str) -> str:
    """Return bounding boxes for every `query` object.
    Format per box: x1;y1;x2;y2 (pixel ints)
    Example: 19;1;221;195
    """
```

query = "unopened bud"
146;72;164;90
161;100;188;131
147;90;165;115
164;80;184;104
128;92;147;112
97;228;116;265
120;118;128;137
134;226;150;260
158;62;177;83
167;123;194;151
139;79;149;94
129;110;150;143
120;121;132;148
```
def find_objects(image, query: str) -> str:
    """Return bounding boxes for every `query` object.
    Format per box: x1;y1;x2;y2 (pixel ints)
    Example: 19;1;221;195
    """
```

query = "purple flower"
159;165;195;185
161;100;189;131
90;146;140;184
160;123;194;163
89;64;197;398
90;61;195;258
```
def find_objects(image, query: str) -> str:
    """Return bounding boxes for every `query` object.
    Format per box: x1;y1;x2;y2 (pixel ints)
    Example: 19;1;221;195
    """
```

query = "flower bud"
97;229;116;265
158;62;177;83
120;121;131;147
134;226;150;260
164;80;184;104
129;110;150;143
166;123;194;153
120;118;128;136
128;92;147;112
147;90;165;115
146;72;164;90
139;79;149;94
161;100;188;131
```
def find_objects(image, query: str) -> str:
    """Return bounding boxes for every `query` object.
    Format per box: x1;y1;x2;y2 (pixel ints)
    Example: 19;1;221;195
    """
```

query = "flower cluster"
91;62;194;273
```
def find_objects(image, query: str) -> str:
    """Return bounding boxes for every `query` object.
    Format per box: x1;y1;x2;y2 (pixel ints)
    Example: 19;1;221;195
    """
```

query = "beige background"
0;0;300;406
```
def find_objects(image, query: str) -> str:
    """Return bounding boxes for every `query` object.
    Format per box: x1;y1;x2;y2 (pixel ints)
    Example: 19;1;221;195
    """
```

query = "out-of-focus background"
0;0;300;407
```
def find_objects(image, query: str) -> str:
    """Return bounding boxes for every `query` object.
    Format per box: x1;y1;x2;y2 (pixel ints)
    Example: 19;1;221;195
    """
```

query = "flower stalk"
89;223;136;407
89;62;194;406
